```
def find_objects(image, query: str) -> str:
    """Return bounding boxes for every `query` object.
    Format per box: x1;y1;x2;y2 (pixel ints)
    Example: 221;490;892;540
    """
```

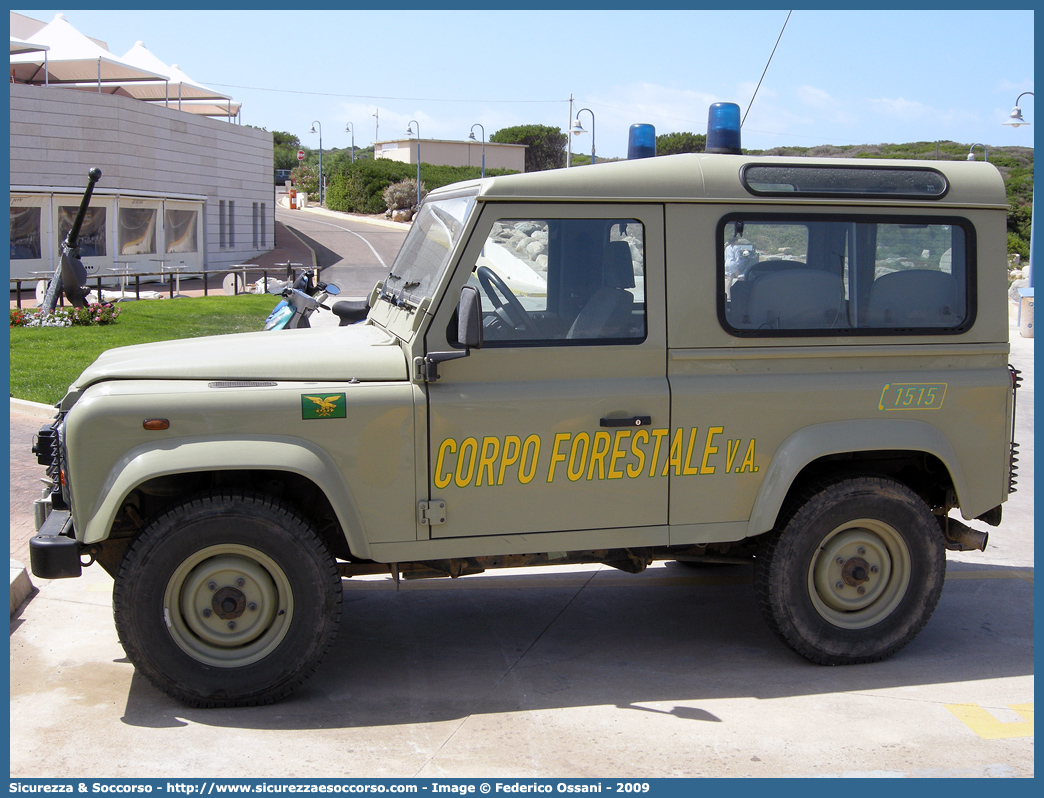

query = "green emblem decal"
301;393;346;419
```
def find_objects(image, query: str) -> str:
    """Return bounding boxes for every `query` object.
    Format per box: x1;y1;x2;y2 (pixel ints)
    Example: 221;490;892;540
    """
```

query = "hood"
72;323;408;390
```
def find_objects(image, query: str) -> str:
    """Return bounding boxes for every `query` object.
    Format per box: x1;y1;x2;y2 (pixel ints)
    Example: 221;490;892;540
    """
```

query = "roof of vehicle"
452;153;1007;209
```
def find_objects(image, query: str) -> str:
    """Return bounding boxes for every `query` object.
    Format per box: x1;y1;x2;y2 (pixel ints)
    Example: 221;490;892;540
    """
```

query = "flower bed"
10;303;122;328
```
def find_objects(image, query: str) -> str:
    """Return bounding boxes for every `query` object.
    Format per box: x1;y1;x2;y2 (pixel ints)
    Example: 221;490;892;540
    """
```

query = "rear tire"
113;491;342;706
754;477;945;664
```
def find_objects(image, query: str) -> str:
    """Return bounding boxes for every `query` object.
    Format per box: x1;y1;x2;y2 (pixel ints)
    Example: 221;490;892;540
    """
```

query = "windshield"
380;191;477;308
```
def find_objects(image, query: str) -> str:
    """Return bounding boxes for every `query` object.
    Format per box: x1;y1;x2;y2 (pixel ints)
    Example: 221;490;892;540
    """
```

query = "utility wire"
205;82;562;104
742;10;792;127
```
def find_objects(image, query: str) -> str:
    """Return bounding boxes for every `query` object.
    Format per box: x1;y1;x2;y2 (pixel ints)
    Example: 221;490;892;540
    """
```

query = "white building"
376;138;526;172
9;13;273;282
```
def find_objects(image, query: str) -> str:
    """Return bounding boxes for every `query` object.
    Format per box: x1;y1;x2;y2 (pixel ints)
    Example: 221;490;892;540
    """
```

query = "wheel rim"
164;544;294;667
807;519;911;629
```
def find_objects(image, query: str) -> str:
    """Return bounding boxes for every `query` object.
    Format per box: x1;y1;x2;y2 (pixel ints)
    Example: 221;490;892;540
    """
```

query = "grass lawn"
10;294;277;405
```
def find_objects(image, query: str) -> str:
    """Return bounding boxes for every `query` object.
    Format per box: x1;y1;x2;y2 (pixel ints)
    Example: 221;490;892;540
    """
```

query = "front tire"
754;477;945;664
113;492;342;706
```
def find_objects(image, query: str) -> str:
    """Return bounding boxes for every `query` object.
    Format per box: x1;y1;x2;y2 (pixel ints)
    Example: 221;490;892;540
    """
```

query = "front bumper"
29;510;82;579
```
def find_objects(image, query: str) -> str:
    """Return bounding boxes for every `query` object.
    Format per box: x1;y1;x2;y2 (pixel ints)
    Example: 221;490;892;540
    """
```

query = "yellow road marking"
946;703;1034;739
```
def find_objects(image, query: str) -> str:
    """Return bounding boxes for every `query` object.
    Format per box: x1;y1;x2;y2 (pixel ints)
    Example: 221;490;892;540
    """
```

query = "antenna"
743;10;792;128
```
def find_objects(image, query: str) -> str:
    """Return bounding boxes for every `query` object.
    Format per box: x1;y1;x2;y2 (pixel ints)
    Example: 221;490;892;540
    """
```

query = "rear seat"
866;269;962;328
739;268;847;329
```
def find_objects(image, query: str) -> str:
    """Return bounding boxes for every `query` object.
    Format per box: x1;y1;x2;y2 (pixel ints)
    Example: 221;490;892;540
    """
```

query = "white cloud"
868;96;930;118
795;85;835;110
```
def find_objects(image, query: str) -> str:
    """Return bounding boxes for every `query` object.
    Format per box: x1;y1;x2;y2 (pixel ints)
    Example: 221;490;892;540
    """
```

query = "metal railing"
10;264;306;309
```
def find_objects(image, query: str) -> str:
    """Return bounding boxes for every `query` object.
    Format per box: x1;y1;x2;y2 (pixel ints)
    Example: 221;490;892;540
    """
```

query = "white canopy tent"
118;41;238;113
10;37;49;55
10;13;166;90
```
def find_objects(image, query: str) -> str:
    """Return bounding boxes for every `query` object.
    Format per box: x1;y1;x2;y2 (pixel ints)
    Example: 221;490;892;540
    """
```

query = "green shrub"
383;179;427;211
326;160;518;214
291;163;319;196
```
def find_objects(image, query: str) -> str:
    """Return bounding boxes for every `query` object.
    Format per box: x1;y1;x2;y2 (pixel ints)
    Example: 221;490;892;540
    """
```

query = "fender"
77;436;375;558
746;419;967;538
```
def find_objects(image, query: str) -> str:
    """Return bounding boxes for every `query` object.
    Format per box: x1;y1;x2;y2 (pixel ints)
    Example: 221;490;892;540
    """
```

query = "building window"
260;203;266;248
58;206;107;256
229;201;235;247
165;209;199;254
118;208;158;255
252;202;259;249
219;201;226;248
10;207;41;259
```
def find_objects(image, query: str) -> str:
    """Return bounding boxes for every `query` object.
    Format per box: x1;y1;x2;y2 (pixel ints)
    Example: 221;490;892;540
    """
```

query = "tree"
273;131;302;171
657;131;706;155
490;124;567;172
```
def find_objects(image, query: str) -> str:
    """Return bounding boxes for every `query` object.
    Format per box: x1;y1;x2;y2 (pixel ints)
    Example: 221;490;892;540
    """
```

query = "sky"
13;8;1036;159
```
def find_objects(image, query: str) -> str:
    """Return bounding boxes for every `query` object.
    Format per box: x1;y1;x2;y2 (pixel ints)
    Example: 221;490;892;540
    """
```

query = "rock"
525;240;547;257
391;209;412;223
1009;278;1029;304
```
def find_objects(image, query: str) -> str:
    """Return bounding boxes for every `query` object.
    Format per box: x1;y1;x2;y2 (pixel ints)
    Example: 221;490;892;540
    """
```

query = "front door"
424;203;669;540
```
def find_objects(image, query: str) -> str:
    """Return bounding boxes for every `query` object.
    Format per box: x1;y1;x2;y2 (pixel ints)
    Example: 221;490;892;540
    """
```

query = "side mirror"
458;284;483;350
419;284;484;382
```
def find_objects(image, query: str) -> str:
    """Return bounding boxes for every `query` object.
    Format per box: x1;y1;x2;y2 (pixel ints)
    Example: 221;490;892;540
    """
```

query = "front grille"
32;418;65;507
1008;364;1022;494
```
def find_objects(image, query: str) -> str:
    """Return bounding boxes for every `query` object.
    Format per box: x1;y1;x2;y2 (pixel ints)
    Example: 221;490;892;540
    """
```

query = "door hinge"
418;500;446;526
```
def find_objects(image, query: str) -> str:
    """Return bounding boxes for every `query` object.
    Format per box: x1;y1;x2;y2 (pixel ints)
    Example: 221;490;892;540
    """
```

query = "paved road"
277;206;408;297
8;303;1033;778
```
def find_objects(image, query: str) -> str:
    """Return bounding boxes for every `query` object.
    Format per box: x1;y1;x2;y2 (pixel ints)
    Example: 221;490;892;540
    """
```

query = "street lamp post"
469;123;485;178
966;143;987;161
1003;91;1034;291
406;120;421;207
345;122;355;163
566;93;574;168
571;108;596;165
309;120;323;206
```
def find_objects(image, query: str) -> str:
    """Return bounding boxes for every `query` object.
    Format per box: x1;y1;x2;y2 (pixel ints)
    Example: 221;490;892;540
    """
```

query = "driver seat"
567;241;635;339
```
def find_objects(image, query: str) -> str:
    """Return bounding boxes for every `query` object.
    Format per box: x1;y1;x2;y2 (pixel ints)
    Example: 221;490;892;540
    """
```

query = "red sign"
297;150;305;161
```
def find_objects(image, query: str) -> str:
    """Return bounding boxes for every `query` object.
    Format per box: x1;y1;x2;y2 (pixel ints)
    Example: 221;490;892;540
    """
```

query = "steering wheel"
476;266;533;331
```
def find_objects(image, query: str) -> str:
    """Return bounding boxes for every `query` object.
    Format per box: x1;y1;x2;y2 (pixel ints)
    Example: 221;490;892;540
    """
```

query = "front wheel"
754;477;945;664
113;492;342;706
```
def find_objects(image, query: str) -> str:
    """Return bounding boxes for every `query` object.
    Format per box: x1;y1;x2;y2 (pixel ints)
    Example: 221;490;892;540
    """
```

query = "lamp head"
1003;106;1029;127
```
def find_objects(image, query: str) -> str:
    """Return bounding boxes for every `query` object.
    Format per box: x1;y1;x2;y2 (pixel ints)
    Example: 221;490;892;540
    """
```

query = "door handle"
600;416;652;428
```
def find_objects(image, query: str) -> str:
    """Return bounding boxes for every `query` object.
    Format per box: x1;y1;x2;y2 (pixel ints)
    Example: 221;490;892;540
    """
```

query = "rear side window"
720;215;974;336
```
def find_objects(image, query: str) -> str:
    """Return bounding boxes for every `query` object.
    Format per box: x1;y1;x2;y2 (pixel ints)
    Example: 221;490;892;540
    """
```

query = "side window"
468;218;646;345
722;216;971;335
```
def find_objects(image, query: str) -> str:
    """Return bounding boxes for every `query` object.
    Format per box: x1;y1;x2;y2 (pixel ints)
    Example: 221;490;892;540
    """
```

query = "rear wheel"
113;491;342;706
754;477;945;664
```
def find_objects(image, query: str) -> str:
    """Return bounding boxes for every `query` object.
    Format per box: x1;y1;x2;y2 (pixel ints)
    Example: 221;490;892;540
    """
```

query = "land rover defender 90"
31;112;1019;707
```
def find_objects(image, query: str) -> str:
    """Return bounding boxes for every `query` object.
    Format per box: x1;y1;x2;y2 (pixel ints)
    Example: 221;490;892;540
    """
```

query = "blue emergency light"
627;124;656;159
706;102;742;155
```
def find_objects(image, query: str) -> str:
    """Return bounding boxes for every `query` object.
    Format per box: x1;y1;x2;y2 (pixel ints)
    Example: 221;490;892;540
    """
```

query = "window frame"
458;215;649;349
740;163;950;200
716;212;978;338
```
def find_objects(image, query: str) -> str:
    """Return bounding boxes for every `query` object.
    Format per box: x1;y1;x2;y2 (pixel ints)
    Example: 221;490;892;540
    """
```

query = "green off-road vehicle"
31;110;1020;706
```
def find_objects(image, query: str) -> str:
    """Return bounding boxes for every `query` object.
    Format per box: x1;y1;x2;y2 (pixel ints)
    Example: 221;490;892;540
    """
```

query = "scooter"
263;269;371;330
263;271;340;330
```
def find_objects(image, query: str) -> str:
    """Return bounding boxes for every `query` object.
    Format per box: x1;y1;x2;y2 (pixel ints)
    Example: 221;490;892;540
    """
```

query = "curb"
11;559;34;616
279;197;412;231
11;397;57;419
